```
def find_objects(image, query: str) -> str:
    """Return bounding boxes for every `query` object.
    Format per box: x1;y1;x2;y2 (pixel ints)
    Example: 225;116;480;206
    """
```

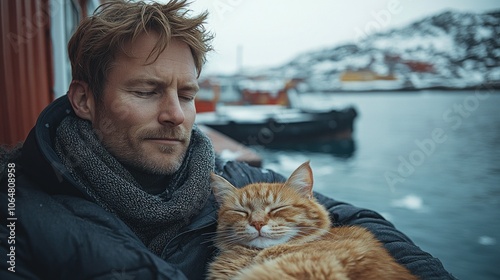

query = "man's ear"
67;80;96;122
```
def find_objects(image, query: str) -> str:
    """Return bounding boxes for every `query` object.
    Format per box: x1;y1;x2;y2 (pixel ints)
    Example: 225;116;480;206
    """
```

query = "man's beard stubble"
95;122;191;176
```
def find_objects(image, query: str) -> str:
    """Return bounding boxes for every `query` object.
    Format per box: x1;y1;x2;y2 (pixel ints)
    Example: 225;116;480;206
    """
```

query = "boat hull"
196;107;357;147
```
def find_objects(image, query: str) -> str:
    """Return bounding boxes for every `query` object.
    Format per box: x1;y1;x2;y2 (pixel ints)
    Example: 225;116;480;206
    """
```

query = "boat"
195;77;358;149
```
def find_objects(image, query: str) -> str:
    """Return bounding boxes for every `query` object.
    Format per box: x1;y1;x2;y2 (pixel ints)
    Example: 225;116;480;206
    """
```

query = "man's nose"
158;92;185;126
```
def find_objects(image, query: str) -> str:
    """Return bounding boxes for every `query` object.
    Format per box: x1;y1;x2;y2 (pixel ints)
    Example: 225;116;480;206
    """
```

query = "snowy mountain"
251;9;500;92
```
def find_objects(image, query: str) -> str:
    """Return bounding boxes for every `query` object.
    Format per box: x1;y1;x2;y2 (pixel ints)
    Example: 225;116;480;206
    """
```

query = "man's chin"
108;141;188;175
134;162;180;175
150;150;188;173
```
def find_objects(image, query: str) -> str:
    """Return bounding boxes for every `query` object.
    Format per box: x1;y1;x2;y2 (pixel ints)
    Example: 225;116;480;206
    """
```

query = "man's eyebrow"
124;78;165;87
180;82;200;92
124;78;199;92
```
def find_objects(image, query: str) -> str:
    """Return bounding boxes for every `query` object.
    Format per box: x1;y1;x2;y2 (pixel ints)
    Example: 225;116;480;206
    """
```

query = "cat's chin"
247;236;291;249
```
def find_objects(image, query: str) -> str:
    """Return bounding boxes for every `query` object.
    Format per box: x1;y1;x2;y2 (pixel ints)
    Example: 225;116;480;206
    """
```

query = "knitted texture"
54;115;215;255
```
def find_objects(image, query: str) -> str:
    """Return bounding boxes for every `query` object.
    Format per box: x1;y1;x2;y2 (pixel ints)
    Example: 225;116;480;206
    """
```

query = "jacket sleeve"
314;192;458;280
214;158;286;187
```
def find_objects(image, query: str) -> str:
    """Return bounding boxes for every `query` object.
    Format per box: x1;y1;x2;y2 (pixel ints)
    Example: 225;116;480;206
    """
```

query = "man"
0;0;455;279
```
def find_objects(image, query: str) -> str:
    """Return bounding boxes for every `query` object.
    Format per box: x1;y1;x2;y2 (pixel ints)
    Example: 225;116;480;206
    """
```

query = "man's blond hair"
68;0;213;101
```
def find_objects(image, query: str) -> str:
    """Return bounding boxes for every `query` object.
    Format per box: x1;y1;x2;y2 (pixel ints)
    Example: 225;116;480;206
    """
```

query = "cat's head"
211;161;331;250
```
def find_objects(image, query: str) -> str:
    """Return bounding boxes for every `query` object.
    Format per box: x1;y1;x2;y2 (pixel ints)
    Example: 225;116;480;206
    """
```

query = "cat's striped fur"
207;161;417;280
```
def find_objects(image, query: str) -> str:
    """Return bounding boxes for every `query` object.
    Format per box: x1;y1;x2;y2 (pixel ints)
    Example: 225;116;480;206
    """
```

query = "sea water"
259;90;500;280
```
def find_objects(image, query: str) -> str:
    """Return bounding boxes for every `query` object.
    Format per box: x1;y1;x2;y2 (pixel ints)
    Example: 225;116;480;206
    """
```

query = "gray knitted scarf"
54;115;215;255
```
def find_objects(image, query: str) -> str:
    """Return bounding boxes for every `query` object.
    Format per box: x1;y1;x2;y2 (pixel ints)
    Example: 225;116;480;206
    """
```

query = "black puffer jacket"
0;96;456;279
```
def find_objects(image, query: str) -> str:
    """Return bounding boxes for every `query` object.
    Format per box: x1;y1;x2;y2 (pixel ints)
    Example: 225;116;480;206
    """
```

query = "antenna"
237;44;243;73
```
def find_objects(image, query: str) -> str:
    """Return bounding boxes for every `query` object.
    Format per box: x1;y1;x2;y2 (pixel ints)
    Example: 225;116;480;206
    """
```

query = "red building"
0;0;98;146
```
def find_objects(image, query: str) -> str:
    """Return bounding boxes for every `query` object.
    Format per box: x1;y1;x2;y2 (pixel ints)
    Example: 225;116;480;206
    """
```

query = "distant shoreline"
318;85;500;94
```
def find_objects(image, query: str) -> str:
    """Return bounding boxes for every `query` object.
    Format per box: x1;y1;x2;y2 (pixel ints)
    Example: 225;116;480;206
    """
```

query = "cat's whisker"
200;239;216;246
201;231;217;237
214;234;249;245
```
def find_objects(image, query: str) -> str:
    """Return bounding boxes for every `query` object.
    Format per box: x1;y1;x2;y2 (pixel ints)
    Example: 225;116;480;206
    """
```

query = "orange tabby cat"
207;161;418;280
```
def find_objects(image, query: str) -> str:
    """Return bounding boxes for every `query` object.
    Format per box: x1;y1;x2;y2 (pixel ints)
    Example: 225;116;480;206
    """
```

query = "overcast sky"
187;0;500;75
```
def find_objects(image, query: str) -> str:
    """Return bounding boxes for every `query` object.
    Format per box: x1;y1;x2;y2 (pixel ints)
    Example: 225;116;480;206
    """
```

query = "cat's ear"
211;173;238;205
284;161;314;199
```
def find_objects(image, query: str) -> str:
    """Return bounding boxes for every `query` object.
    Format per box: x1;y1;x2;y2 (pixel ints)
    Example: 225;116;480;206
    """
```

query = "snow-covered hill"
250;9;500;92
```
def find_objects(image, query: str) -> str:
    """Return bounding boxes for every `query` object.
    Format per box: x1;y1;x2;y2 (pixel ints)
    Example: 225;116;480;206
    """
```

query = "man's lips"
144;138;183;145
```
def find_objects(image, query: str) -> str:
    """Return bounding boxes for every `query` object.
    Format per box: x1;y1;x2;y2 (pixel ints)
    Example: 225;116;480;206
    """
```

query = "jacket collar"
20;95;90;198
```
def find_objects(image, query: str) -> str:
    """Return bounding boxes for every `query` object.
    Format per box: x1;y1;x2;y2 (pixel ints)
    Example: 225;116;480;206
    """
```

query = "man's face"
92;33;199;175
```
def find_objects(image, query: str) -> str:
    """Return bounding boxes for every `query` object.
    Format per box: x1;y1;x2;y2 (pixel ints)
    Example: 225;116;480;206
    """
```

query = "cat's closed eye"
228;209;248;217
269;205;290;215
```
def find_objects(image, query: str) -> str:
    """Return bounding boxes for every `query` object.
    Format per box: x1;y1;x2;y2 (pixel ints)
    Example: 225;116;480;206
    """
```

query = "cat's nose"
251;221;265;231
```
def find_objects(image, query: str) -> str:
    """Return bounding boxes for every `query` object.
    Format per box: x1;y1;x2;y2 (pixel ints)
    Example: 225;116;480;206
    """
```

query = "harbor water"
257;90;500;280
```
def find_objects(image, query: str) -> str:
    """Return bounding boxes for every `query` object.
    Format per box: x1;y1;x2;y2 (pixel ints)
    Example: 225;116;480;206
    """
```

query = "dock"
198;125;262;167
